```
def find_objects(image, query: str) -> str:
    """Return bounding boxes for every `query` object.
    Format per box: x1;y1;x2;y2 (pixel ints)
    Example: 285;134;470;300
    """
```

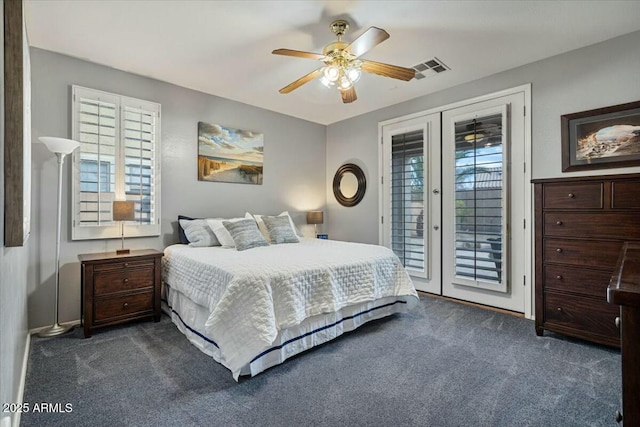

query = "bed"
162;236;419;380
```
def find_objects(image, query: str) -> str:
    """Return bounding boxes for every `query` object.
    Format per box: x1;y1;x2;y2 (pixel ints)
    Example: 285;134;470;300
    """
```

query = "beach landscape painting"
198;122;264;184
562;101;640;171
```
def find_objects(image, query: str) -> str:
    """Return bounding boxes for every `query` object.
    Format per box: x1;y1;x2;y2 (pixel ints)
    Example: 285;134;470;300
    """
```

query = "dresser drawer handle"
556;275;562;280
556;248;563;253
124;262;129;267
123;278;129;284
568;193;575;198
615;317;620;328
557;307;563;312
123;302;129;309
555;220;563;226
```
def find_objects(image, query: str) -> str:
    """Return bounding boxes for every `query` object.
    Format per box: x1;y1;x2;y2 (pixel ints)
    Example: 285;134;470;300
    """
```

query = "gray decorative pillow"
222;219;269;251
262;215;300;244
178;219;220;247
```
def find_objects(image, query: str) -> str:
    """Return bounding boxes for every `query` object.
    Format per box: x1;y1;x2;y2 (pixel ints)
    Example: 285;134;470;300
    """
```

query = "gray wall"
29;48;326;329
1;1;29;424
326;30;640;244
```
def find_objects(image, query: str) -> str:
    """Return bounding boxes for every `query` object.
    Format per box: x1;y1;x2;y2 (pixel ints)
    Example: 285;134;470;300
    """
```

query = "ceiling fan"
272;20;415;103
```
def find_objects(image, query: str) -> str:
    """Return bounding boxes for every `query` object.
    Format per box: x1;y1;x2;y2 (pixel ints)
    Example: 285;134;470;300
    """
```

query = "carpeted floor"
22;296;621;427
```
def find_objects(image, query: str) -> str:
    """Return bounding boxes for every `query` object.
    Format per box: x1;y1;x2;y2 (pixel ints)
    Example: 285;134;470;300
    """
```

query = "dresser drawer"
544;265;612;297
94;267;154;295
544;212;640;240
544;238;621;268
612;180;640;209
544;292;619;340
543;182;603;209
94;292;154;323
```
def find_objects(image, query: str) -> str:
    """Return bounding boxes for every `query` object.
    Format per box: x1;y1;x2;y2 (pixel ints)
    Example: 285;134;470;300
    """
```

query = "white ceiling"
24;0;640;125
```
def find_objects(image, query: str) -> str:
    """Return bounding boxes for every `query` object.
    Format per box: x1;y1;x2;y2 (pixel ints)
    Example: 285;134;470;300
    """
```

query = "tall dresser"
533;173;640;347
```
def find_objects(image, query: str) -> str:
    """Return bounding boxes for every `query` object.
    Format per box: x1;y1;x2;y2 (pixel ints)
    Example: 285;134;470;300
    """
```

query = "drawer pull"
123;278;129;283
556;248;563;253
556;275;563;280
568;193;575;198
557;307;563;312
615;317;620;328
555;220;563;226
123;302;129;309
124;262;129;267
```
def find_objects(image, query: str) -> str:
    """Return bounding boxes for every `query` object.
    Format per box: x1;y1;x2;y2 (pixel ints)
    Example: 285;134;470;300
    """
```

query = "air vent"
412;57;449;80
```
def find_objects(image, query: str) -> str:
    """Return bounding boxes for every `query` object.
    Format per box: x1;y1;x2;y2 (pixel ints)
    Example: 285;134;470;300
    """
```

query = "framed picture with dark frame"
561;100;640;172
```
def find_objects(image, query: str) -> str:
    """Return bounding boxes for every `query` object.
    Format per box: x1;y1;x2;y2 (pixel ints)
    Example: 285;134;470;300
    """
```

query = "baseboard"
418;291;524;318
12;332;31;427
28;319;81;335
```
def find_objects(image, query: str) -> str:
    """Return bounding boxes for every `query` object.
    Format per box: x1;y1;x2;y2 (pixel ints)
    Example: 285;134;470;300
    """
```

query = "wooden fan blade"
344;27;389;58
272;48;325;61
361;60;415;81
340;87;357;103
279;68;323;94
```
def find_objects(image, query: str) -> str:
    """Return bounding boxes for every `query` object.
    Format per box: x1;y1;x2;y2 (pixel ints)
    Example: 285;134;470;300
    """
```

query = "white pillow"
207;217;248;247
248;211;301;240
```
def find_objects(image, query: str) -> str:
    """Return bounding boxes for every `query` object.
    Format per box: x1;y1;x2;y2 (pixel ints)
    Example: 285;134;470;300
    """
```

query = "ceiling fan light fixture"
323;65;340;82
346;66;361;83
320;76;334;88
339;74;353;90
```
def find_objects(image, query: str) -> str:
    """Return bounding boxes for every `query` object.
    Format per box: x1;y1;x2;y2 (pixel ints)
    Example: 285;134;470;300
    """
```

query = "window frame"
71;85;161;240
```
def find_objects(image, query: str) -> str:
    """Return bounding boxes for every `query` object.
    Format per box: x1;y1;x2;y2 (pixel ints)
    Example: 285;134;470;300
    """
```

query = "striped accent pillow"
178;219;219;247
222;219;269;251
262;215;300;244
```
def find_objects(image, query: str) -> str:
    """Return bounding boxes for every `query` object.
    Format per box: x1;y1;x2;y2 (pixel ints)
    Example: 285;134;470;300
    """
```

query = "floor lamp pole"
39;152;72;337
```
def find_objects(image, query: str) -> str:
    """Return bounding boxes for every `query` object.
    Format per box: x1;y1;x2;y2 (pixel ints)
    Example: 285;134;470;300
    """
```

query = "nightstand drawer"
543;182;603;209
94;292;154;323
544;292;619;340
93;259;155;272
94;267;154;295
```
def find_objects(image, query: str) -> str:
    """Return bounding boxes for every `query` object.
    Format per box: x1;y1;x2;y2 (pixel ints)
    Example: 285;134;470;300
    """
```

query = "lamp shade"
38;136;80;155
306;211;324;225
113;201;135;221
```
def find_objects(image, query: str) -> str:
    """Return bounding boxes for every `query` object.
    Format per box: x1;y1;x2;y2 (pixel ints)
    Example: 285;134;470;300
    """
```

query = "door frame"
378;84;532;319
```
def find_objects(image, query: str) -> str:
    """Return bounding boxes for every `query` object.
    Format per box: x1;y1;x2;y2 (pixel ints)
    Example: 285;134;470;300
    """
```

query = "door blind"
453;114;505;284
391;129;425;271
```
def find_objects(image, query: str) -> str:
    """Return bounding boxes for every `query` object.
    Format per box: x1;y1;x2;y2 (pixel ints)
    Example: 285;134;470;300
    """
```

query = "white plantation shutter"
122;101;158;226
72;86;161;240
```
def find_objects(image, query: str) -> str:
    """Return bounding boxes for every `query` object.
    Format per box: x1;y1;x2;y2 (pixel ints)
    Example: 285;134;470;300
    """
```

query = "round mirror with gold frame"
333;163;366;207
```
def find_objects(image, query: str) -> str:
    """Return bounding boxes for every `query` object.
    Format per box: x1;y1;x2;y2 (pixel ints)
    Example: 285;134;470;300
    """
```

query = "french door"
380;87;530;314
381;114;441;294
441;93;526;312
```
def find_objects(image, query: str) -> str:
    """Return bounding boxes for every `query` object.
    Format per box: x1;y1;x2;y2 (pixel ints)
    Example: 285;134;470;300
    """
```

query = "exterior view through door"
381;87;530;314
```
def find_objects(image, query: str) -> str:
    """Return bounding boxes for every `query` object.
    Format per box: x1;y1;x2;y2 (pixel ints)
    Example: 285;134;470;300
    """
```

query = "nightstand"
79;249;163;338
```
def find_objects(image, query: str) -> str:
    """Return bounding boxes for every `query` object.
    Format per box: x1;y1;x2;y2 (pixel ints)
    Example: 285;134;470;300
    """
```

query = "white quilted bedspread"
163;238;418;378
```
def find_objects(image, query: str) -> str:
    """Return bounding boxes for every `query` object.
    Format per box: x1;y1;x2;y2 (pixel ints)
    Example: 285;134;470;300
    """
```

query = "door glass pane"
454;113;504;284
391;129;425;272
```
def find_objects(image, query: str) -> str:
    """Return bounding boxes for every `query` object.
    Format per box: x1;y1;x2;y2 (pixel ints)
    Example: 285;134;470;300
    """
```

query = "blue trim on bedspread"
250;299;407;363
162;297;220;349
163;292;407;367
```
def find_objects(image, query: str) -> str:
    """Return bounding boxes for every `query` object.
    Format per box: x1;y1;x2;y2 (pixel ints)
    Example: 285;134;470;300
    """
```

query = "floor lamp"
38;136;80;337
